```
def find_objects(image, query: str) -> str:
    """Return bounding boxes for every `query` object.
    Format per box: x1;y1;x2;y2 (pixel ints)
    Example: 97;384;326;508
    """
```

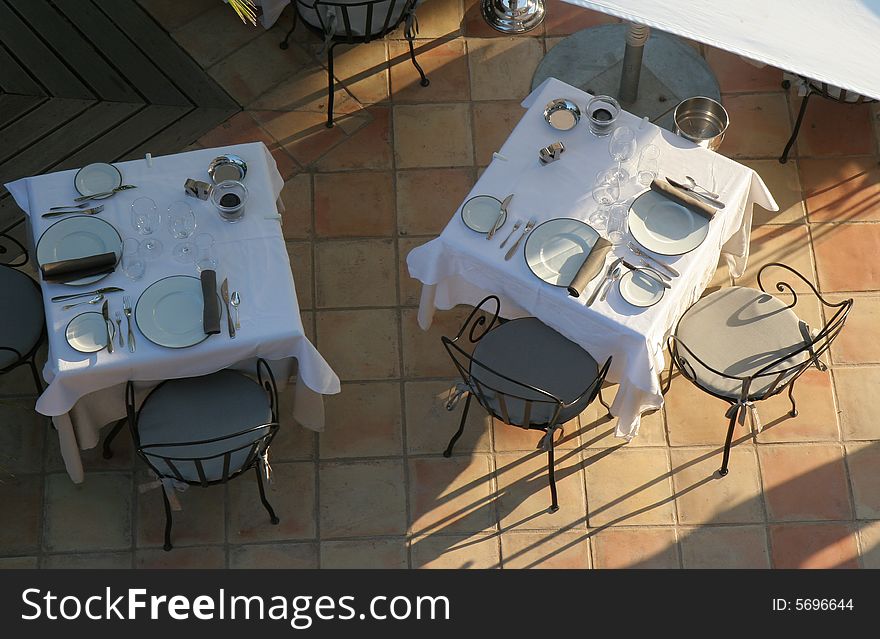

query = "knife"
51;287;124;302
586;257;622;306
621;260;672;289
665;177;726;208
487;194;513;240
220;277;235;339
101;299;114;353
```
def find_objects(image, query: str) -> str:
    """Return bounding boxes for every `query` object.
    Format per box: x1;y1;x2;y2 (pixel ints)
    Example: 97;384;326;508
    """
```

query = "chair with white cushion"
126;360;280;551
664;263;852;477
442;296;611;513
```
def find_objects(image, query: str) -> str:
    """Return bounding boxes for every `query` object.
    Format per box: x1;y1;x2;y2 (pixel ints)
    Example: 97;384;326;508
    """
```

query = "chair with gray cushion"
442;296;611;513
664;263;852;477
126;360;280;550
0;231;45;394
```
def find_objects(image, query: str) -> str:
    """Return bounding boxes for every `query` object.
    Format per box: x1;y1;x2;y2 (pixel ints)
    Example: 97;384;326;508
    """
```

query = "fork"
48;201;95;211
42;205;105;219
123;295;136;353
114;311;124;348
504;218;536;261
499;219;522;249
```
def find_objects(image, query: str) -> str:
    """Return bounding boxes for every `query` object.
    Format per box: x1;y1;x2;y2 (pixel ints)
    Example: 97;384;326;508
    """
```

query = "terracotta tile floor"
1;0;879;569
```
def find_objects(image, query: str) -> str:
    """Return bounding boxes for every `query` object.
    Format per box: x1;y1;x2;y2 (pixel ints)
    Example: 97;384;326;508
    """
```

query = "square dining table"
5;142;340;483
407;77;778;440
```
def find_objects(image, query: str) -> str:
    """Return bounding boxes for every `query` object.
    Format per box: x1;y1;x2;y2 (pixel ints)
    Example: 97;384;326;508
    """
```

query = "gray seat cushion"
470;317;600;427
137;370;273;482
298;0;409;37
0;266;44;369
675;287;810;400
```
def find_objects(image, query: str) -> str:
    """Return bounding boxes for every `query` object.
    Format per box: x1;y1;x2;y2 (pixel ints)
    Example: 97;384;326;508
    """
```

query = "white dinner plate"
618;268;666;307
460;195;505;233
35;215;122;286
65;312;108;353
135;275;219;349
74;163;122;196
628;189;710;256
524;218;600;287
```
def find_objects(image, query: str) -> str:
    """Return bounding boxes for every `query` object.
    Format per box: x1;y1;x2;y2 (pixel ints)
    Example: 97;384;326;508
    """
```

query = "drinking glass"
121;238;145;281
130;197;163;259
609;126;637;182
586;95;620;136
211;180;248;223
606;204;629;245
636;144;661;187
590;170;620;230
194;233;218;273
167;201;197;263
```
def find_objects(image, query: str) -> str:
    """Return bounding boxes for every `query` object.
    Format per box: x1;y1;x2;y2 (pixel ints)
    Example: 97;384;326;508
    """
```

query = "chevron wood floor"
0;0;240;247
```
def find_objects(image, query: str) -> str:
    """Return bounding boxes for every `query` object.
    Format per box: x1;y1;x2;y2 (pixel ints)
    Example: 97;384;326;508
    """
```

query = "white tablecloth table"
6;142;340;483
407;77;777;440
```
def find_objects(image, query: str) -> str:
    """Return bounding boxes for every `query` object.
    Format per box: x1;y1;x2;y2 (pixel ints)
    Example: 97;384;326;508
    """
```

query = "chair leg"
27;359;43;394
278;5;298;50
598;386;612;417
779;91;812;163
546;436;559;513
787;380;798;418
325;43;337;128
661;350;675;394
255;466;280;525
443;393;471;457
717;408;738;478
102;418;127;459
161;487;173;551
405;32;430;87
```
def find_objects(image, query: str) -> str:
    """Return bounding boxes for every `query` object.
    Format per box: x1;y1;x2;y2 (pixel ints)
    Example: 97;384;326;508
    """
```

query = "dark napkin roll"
567;237;612;297
650;179;717;220
200;269;221;335
40;252;116;283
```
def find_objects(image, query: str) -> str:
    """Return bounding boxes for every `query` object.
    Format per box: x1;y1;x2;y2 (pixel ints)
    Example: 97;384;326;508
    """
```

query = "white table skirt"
407;77;777;440
6;142;340;483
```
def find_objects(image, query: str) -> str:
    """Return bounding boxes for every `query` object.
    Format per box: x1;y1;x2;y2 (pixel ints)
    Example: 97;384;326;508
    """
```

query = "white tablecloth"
562;0;880;101
407;77;776;439
5;142;340;482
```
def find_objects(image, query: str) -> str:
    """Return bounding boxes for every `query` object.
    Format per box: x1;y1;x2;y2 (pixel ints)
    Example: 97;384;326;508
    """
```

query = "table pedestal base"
481;0;545;34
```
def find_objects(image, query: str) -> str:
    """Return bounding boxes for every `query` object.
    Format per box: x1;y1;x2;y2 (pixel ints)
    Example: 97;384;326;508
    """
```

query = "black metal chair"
442;296;612;513
0;230;45;394
663;263;852;477
279;0;429;128
126;359;281;551
779;76;877;163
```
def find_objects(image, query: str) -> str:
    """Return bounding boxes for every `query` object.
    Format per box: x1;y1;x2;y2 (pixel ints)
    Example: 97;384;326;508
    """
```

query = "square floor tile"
409;456;496;535
329;41;389;104
404;380;491;454
0;557;37;568
229;542;318;568
319;459;407;537
789;94;875;157
272;387;317;461
583;448;675;526
827;294;880;365
663;374;737;447
468;38;543;101
397;168;475;236
227;462;316;543
834;367;880;440
281;174;313;240
591;527;679;568
401;306;474;377
286;241;313;310
172;5;262;67
402;0;463;38
758;444;852;521
800;157;880;222
316;107;393;171
320;382;403;458
706;48;783;93
472;101;524;166
321;539;408;568
253;109;354;167
679;525;770;568
770;523;859;568
721;93;793;158
314;172;395;237
493;415;581;451
316;239;397;308
136;476;225;548
249;60;360;115
394;103;473;168
411;533;500;568
845;442;880;519
733;224;815;292
858;520;880;568
315;309;400;380
813;223;880;292
399;237;434;306
138;0;215;30
542;0;618;35
0;474;41;555
43;473;131;552
754;368;840;442
670;448;765;524
42;552;132;569
136;546;226;568
0;399;44;476
579;384;667;448
500;530;590;568
741;159;806;224
390;38;469;102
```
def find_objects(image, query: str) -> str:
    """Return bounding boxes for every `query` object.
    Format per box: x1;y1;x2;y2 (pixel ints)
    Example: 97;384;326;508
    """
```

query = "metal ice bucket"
673;97;729;151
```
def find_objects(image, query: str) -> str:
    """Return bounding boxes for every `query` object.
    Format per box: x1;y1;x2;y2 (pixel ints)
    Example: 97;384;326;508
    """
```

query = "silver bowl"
208;154;248;184
673;97;729;151
543;99;581;131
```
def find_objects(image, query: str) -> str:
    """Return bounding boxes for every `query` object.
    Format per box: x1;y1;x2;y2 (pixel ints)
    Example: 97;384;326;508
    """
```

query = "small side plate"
74;163;122;196
460;195;505;233
66;311;108;353
208;154;248;183
543;99;581;131
618;268;666;307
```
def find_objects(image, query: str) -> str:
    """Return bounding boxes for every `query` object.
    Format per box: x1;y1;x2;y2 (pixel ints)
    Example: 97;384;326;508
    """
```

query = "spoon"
230;291;241;329
684;175;720;199
601;266;622;302
62;293;104;310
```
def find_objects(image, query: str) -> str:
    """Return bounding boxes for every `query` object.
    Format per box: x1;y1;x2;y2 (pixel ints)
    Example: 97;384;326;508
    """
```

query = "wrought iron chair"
279;0;429;128
0;230;45;394
663;263;852;477
779;76;877;163
125;359;281;551
442;296;612;513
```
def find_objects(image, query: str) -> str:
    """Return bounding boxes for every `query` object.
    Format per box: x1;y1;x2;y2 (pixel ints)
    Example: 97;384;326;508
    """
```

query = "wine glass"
590;170;620;230
167;201;197;264
194;233;218;273
636;144;661;187
121;238;145;281
130;197;163;259
609;125;637;182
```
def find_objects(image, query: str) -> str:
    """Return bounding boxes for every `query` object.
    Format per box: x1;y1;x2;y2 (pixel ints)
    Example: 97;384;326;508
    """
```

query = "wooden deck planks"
0;97;94;165
0;94;47;128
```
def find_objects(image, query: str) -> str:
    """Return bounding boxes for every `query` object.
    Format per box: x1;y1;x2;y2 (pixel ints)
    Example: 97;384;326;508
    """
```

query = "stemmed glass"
609;126;637;182
590;170;620;230
166;201;197;264
130;197;163;260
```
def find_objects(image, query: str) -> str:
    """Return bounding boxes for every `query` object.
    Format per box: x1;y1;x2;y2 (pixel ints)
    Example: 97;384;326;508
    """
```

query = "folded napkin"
200;269;221;335
567;237;612;297
650;179;716;220
40;252;116;283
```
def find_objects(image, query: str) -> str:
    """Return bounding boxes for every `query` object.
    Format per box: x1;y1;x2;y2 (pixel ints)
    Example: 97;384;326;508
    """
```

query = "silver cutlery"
48;201;94;211
499;219;521;248
52;286;124;302
73;184;137;202
622;260;671;289
666;177;725;209
488;194;513;240
101;299;114;354
230;290;241;329
504;218;536;261
586;257;622;306
62;293;104;310
601;265;623;302
640;258;672;280
42;205;105;219
115;311;124;348
220;278;235;339
627;241;680;278
123;295;135;353
685;175;720;199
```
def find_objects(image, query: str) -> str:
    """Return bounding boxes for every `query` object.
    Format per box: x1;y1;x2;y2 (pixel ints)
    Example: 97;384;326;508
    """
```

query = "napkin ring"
184;178;213;200
539;141;565;165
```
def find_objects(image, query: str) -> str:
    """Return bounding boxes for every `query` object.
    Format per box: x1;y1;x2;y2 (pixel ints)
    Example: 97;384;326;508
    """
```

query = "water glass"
606;204;629;245
121;238;145;281
194;233;218;273
166;201;196;239
609;125;637;182
636;145;661;187
589;170;620;230
211;180;248;223
586;95;620;137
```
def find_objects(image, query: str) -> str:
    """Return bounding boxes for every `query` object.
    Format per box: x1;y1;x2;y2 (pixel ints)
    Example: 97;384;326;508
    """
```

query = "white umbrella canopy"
562;0;880;100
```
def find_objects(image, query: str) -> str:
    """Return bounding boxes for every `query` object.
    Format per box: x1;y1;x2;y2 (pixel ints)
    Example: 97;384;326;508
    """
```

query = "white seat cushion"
297;0;410;37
